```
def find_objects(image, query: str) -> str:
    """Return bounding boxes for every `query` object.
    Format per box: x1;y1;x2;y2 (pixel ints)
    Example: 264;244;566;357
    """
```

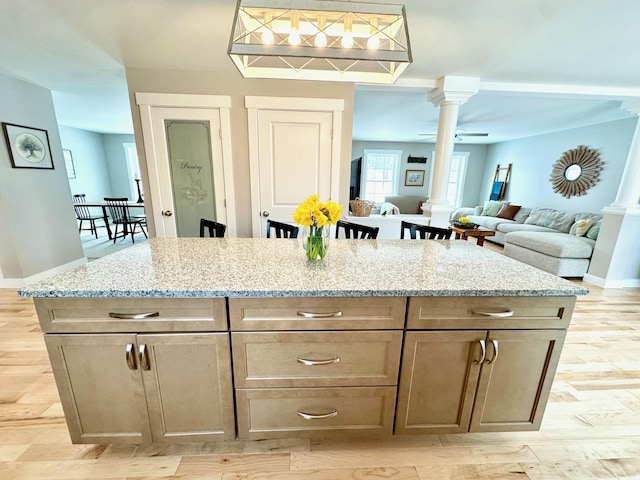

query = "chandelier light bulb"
314;14;327;47
262;11;274;45
341;15;353;48
288;11;301;46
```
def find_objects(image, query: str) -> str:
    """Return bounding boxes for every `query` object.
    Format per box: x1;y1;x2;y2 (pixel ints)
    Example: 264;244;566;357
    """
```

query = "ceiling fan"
419;131;489;141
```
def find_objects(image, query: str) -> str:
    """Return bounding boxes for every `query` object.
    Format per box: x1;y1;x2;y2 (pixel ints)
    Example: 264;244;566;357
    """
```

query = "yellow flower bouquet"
293;194;342;260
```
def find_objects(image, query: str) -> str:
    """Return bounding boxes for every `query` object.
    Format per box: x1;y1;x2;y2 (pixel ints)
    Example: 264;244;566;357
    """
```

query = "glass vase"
302;225;329;261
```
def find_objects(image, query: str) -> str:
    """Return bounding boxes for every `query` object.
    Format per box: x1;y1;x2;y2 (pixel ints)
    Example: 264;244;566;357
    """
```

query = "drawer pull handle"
125;343;137;370
138;344;151;371
109;312;160;319
474;339;486;364
487;339;499;364
297;356;341;366
471;309;514;318
296;310;343;318
297;409;338;420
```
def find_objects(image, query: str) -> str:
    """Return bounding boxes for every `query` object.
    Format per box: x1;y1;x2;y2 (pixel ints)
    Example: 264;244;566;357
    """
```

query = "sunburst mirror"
550;145;603;198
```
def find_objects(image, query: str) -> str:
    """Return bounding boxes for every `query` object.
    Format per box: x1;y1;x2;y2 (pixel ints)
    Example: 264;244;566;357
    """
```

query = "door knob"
262;211;270;217
162;210;173;217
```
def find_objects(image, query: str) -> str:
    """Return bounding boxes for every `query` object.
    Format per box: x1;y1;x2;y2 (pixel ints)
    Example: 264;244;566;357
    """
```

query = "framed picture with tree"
2;122;54;169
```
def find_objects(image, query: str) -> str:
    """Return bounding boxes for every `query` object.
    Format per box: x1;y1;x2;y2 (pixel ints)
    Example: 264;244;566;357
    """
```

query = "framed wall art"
404;169;425;186
2;122;54;169
63;149;76;178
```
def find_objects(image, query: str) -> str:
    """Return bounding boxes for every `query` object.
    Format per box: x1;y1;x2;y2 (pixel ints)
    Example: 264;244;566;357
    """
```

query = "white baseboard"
583;273;640;289
0;257;88;289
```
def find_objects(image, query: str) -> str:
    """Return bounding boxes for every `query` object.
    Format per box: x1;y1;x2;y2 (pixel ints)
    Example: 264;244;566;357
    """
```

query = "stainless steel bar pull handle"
109;312;160;319
297;356;341;366
138;344;151;371
487;339;499;364
471;309;514;318
296;310;343;318
125;343;137;370
297;410;338;420
474;339;486;364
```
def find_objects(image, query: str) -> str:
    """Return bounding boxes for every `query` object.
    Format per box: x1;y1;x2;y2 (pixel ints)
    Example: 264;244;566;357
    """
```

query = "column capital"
622;99;640;116
429;76;480;106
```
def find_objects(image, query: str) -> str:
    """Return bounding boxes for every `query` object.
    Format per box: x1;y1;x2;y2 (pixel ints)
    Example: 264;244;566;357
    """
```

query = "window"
361;149;401;203
123;143;142;202
446;153;469;207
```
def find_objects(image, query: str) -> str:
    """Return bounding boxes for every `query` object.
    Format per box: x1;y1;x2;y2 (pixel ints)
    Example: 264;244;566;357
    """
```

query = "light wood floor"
1;284;639;480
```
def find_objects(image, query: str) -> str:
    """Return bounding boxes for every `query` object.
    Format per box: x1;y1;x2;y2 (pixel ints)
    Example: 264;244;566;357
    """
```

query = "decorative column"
585;100;640;288
424;76;479;227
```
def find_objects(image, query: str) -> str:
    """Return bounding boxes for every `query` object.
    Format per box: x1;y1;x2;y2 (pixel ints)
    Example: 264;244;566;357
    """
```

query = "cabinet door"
44;334;152;444
395;331;485;434
470;329;566;432
140;333;235;442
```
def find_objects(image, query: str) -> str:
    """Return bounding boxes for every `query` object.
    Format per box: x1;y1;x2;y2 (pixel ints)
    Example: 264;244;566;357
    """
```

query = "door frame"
136;93;237;237
245;96;344;237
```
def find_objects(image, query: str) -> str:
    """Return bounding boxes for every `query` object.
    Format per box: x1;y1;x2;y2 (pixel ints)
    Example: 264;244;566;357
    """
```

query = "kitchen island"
20;238;587;444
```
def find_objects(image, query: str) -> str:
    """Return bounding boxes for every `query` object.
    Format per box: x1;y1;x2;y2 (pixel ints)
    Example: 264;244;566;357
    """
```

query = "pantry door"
246;96;343;237
136;93;236;238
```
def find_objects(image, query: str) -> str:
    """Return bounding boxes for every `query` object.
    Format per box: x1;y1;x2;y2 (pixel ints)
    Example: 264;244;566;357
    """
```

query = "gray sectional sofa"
451;202;602;277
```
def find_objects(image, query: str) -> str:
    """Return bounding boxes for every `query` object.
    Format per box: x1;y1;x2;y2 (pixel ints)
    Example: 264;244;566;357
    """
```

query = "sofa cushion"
383;195;427;214
505;232;595;259
497;223;559;234
481;200;508;216
467;215;510;231
512;207;532;224
496;204;521;220
524;208;577;233
573;219;594;237
569;213;603;235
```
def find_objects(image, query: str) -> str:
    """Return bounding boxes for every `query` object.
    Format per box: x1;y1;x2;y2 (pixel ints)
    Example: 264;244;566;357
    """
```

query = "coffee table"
451;225;495;246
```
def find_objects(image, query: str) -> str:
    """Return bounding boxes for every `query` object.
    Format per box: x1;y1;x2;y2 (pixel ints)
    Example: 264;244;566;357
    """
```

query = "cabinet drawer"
229;297;406;331
232;331;402;388
34;298;228;333
236;387;396;439
407;296;575;330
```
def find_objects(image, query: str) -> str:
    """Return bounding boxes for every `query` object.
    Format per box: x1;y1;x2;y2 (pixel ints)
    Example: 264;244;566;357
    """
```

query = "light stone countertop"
18;238;588;298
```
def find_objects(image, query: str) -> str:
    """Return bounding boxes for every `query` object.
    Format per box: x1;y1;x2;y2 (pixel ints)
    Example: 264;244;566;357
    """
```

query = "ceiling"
1;0;639;143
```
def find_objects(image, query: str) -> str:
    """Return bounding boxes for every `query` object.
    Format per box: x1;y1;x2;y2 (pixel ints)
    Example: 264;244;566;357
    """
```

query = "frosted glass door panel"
165;120;216;237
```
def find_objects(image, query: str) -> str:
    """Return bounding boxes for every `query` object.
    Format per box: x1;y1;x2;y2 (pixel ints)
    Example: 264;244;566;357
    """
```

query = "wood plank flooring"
1;283;639;480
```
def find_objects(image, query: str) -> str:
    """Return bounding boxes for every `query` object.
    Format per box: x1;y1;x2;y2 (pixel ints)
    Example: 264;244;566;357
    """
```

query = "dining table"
82;201;145;240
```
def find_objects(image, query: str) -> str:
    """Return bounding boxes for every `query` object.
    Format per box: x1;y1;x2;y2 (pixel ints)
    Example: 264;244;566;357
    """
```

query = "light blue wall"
480;117;637;212
351;141;489;206
0;73;83;279
59;125;112;199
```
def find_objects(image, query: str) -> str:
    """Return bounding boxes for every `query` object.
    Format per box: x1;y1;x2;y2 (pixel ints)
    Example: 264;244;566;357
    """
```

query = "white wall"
481;117;637;212
102;134;137;199
0;73;84;280
351;140;489;206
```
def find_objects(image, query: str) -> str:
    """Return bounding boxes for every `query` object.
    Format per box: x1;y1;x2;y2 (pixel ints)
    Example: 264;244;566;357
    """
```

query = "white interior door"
137;94;235;238
246;97;344;237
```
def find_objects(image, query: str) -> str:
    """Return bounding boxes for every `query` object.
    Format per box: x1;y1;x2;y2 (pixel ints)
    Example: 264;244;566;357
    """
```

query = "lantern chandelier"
228;0;412;84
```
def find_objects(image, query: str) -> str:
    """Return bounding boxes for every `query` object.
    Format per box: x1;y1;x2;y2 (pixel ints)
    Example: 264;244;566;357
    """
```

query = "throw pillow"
481;200;507;217
495;204;521;220
574;219;593;237
586;220;601;240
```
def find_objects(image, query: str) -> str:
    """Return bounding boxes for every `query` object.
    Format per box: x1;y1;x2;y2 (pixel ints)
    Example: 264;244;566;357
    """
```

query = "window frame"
360;149;402;203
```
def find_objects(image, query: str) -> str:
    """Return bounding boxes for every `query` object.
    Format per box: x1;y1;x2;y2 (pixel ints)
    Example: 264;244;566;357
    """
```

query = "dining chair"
199;218;226;238
335;220;379;239
72;194;104;239
400;221;452;240
266;219;299;238
103;197;148;243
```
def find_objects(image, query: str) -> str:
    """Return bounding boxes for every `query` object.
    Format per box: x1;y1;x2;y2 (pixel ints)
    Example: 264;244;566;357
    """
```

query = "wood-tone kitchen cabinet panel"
45;333;235;444
469;329;566;432
407;296;575;330
141;333;236;442
228;297;406;331
236;387;397;439
45;334;152;444
395;331;484;435
35;297;228;333
232;331;402;388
